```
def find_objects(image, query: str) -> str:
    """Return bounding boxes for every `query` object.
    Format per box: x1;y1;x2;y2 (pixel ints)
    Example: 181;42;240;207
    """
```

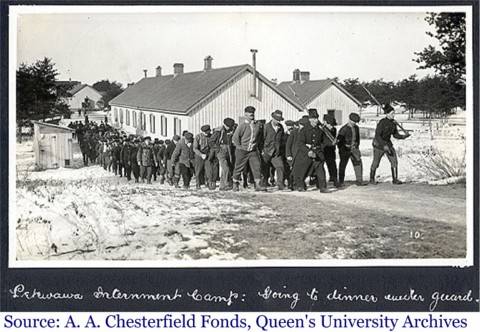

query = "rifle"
319;121;338;145
392;119;410;137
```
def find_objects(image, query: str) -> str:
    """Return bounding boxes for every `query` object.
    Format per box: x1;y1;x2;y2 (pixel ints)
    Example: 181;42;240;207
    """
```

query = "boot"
159;176;165;185
233;181;240;192
369;169;377;185
354;165;368;186
392;167;403;185
255;179;267;192
167;177;173;186
196;182;201;190
209;181;216;190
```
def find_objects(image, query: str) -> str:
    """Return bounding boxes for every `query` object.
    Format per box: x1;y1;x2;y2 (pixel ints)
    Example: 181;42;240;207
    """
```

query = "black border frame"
0;0;478;312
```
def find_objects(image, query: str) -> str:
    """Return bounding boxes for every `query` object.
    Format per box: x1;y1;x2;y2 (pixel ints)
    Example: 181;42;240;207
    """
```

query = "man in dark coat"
155;140;166;184
232;106;266;192
285;120;299;190
292;109;329;193
112;140;122;176
172;132;195;189
79;134;90;166
262;110;286;190
210;118;236;191
130;138;141;183
120;138;132;181
193;125;213;189
322;114;339;187
164;135;180;186
370;104;410;184
137;136;156;184
337;113;367;186
151;138;161;182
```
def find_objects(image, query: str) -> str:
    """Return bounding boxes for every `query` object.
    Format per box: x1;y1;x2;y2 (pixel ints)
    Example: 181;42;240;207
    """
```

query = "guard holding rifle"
370;103;410;185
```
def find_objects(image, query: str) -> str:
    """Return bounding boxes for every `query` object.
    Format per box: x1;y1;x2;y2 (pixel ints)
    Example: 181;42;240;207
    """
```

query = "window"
141;113;146;130
132;111;137;127
149;114;156;133
126;109;130;125
173;117;181;136
114;108;118;122
119;108;124;124
161;115;168;136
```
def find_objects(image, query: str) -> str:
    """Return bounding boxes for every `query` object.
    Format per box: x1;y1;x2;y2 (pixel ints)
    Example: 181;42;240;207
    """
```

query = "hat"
323;114;337;126
349;113;360;123
201;124;211;133
271;110;284;122
308;108;319;119
298;118;310;126
285;120;295;127
244;106;256;114
144;136;151;141
224;117;235;128
159;140;164;144
383;103;394;114
134;138;141;143
165;139;171;144
184;132;194;142
154;138;159;142
172;135;181;141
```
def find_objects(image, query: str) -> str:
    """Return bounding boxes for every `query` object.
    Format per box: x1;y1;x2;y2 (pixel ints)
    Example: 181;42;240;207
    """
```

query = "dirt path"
206;183;467;260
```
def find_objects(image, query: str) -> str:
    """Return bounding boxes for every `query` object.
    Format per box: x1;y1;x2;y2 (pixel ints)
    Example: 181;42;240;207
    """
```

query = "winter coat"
232;119;263;151
262;121;285;158
337;124;360;150
136;143;156;167
171;138;195;167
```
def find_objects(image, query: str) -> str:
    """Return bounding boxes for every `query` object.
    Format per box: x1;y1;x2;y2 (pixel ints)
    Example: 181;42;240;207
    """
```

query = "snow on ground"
14;133;467;261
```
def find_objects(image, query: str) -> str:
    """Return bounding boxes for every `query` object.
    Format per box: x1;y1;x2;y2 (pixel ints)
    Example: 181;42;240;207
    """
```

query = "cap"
244;106;256;114
271;110;284;122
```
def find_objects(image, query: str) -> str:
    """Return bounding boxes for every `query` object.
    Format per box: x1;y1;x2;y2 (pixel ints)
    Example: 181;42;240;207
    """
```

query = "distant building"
277;69;362;125
109;56;305;137
64;84;103;111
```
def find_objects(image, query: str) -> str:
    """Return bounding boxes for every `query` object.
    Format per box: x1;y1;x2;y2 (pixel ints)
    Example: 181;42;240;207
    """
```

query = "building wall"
189;71;304;133
307;85;360;125
68;86;103;110
110;106;189;139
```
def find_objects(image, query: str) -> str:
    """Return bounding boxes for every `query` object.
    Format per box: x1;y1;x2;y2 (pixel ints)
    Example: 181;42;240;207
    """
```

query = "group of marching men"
74;103;410;192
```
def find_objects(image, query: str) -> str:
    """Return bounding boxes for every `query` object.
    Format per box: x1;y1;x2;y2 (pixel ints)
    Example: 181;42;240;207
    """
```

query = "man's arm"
232;123;244;147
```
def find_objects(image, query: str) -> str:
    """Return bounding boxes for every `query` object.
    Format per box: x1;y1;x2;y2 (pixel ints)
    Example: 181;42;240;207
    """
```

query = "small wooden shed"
33;121;75;169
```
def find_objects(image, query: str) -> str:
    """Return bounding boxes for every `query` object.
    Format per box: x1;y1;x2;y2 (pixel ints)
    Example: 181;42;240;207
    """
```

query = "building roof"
67;84;88;96
110;64;304;114
277;79;362;107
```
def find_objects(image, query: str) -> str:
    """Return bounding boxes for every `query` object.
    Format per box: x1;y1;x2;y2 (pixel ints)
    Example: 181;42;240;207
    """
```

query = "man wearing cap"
210;118;236;191
262;110;286;190
130;138;141;183
322;114;339;187
283;120;296;190
155;140;166;184
137;136;156;184
193;124;213;189
120;138;133;181
172;132;195;189
164;135;180;186
370;103;410;184
112;139;122;176
151;138;161;182
232;106;266;192
293;109;329;193
337;112;367;186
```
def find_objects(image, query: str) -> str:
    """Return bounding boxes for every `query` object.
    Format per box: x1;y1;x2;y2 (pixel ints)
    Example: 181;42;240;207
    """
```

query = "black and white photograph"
10;5;474;266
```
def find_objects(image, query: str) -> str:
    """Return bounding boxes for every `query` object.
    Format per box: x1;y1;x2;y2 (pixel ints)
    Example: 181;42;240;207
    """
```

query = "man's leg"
338;149;350;185
232;149;250;191
271;156;285;190
194;155;205;189
146;166;153;184
314;161;328;193
370;148;384;184
386;147;402;184
248;151;266;191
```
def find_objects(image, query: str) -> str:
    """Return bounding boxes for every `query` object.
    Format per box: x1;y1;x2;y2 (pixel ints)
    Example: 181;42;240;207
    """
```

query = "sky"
16;9;439;87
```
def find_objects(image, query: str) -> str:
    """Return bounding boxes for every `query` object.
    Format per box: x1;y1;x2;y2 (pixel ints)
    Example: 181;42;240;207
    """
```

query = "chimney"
127;82;134;87
173;63;184;76
300;71;310;83
143;69;148;78
292;69;300;82
250;49;258;98
204;56;213;71
156;66;162;77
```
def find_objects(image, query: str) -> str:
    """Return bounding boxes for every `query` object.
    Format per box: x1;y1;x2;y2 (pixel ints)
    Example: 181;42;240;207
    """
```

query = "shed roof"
277;79;362;107
32;121;75;133
110;64;304;114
